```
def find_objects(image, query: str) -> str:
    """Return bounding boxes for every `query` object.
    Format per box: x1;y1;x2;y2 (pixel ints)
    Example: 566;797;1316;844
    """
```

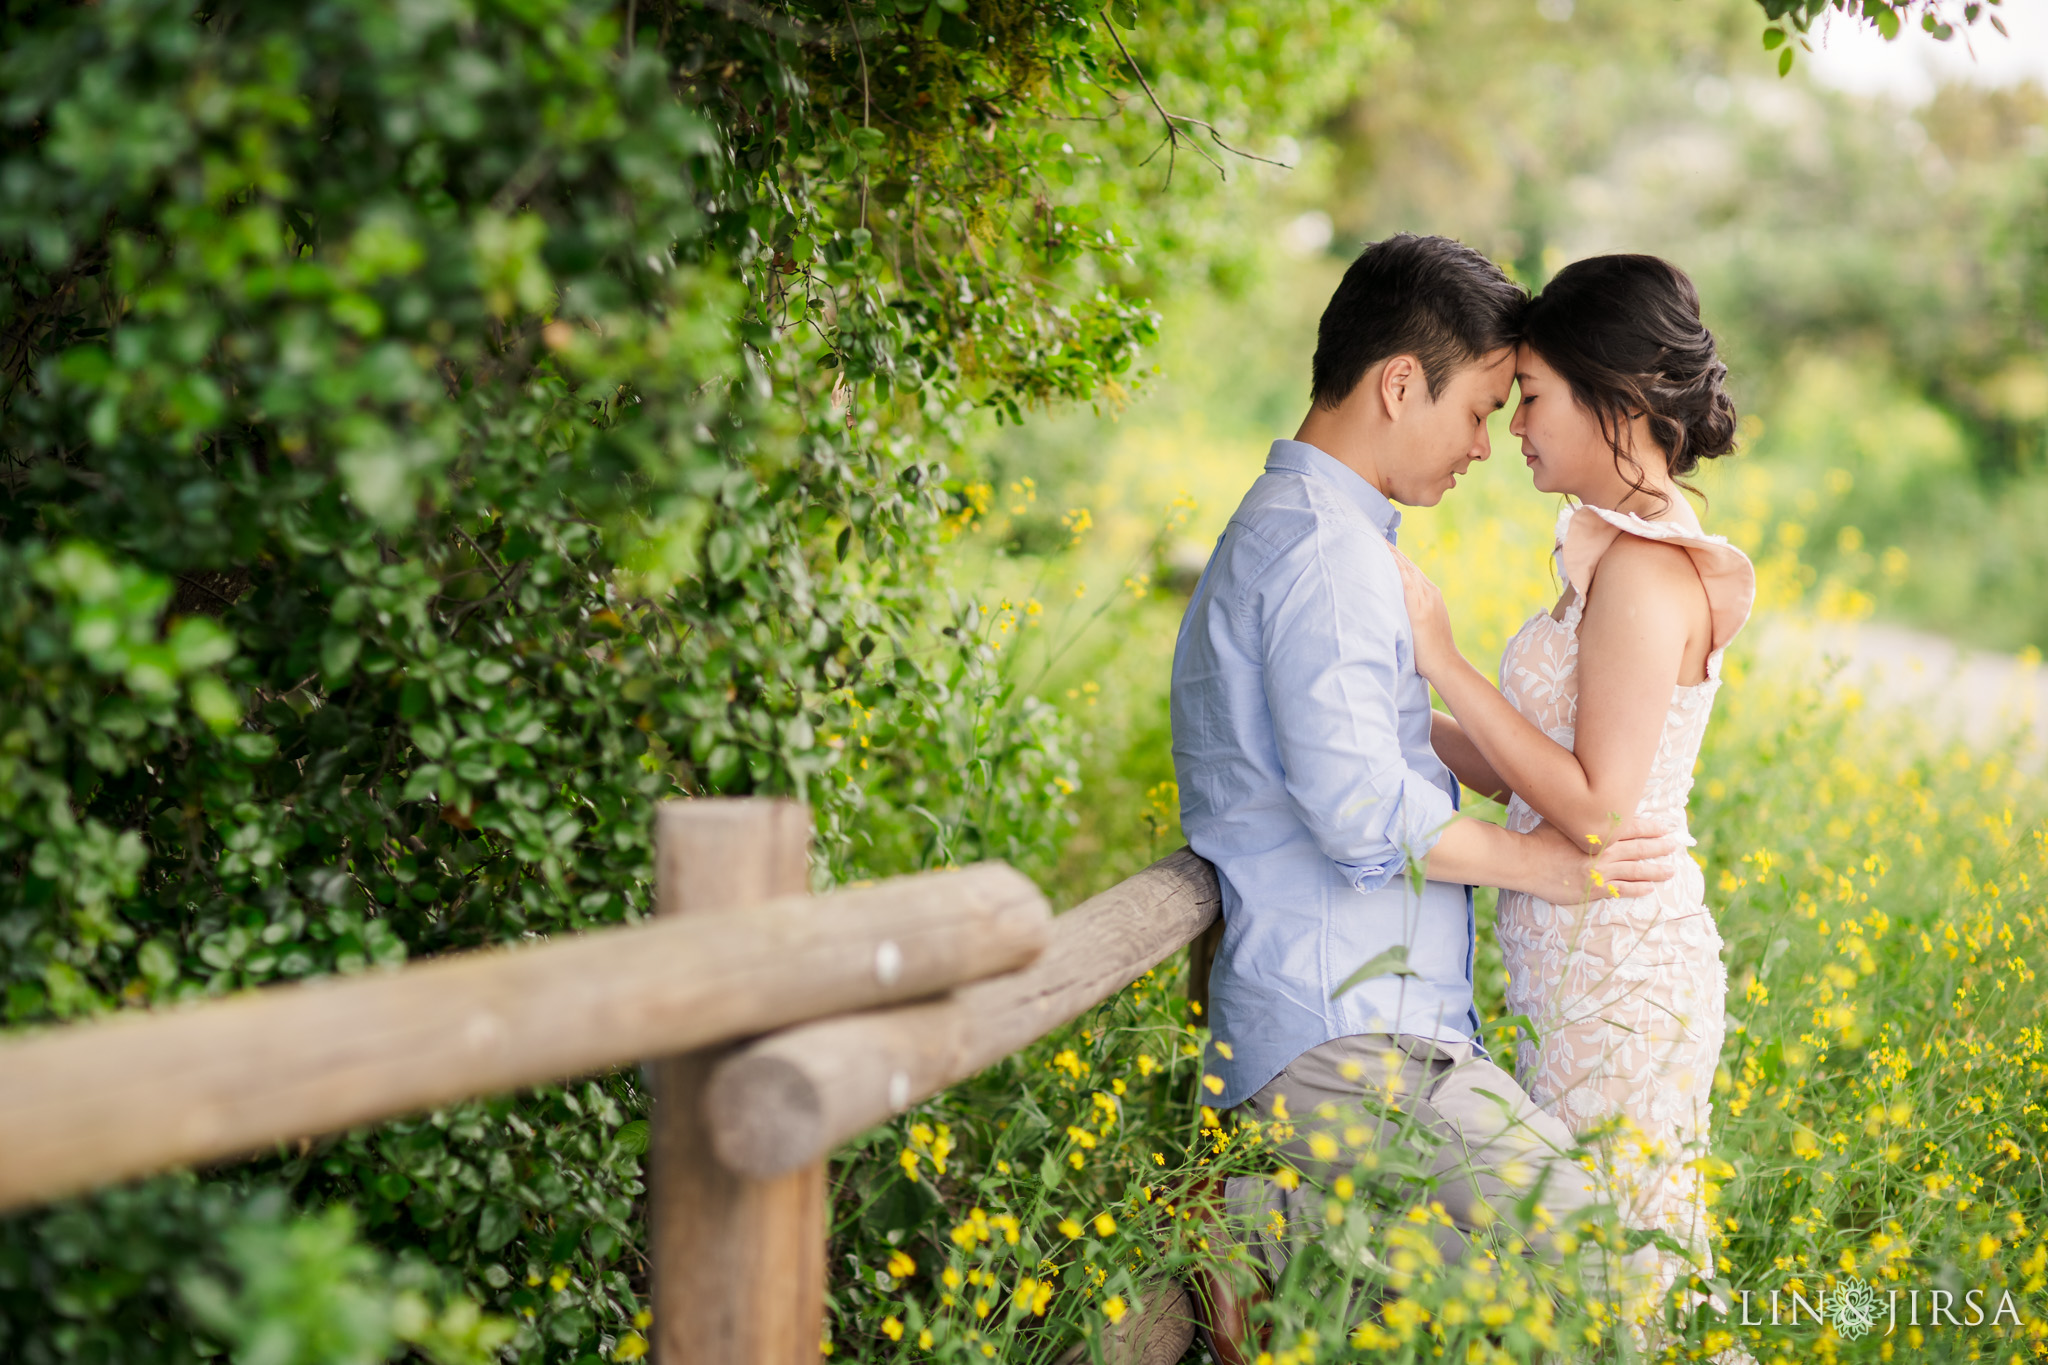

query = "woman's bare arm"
1397;538;1706;850
1429;710;1512;804
1423;812;1677;901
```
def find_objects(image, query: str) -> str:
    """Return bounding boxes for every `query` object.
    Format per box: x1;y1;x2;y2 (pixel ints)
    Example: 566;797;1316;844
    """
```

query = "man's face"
1384;347;1516;507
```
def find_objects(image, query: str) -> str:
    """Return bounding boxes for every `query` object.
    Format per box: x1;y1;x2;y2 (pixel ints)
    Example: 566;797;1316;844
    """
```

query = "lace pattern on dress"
1493;504;1754;1330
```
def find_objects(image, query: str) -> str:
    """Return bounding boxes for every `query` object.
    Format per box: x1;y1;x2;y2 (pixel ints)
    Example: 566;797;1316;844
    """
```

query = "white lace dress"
1493;504;1756;1319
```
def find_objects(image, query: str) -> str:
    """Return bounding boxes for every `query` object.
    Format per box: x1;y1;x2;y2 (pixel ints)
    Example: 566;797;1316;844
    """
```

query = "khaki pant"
1222;1032;1615;1283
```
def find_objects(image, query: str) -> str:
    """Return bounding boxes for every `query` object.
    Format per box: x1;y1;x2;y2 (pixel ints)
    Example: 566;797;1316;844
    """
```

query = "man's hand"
1533;818;1679;903
1420;814;1680;903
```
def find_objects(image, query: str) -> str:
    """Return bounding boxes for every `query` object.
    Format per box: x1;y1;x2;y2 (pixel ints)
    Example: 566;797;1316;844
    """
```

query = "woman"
1392;254;1755;1330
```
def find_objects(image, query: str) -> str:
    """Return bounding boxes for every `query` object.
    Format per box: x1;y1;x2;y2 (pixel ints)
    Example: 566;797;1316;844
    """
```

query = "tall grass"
824;388;2048;1360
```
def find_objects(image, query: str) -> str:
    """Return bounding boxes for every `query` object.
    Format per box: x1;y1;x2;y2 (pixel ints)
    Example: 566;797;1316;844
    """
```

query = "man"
1168;234;1678;1358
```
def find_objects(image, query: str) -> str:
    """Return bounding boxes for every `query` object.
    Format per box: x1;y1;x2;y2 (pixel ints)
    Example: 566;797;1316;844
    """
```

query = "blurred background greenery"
959;0;2048;905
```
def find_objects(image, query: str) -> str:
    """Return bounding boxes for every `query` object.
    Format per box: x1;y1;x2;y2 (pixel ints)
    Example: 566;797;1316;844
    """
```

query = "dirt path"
1755;616;2048;764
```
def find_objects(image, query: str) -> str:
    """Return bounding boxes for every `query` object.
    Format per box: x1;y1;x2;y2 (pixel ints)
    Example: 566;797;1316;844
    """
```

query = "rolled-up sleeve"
1255;525;1458;894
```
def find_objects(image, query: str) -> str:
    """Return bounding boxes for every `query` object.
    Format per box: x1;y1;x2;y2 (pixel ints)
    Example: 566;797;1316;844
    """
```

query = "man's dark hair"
1309;233;1526;408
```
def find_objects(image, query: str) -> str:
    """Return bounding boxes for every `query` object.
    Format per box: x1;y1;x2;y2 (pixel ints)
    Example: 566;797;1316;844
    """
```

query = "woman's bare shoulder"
1600;528;1701;575
1587;530;1704;595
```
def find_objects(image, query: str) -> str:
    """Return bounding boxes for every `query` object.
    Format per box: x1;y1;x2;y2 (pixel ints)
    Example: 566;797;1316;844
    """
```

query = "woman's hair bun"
1659;350;1738;473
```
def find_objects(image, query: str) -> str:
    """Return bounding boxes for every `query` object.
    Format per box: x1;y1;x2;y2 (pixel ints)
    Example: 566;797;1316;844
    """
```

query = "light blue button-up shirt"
1171;439;1480;1109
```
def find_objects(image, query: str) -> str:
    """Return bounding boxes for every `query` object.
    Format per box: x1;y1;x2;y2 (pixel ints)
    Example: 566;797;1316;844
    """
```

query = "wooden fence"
0;797;1221;1364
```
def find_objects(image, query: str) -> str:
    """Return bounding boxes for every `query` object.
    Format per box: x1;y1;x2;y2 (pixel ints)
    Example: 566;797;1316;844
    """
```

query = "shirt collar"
1264;439;1403;543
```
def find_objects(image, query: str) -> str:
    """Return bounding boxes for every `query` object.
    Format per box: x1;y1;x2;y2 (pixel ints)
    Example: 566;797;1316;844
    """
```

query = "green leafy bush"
0;0;1391;1359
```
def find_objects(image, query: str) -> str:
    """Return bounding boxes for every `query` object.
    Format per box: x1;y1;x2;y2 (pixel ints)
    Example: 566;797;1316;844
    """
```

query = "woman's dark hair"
1311;233;1527;408
1519;254;1738;510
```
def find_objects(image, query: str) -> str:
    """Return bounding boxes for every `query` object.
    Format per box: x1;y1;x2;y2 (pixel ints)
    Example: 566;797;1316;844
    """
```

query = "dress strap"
1558;503;1757;655
1550;506;1587;631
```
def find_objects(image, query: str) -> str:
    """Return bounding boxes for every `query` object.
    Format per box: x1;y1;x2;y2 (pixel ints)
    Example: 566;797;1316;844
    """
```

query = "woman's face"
1508;346;1612;500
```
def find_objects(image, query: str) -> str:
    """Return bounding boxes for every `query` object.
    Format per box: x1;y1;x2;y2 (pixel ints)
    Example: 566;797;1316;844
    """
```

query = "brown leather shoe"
1187;1261;1269;1365
1183;1179;1269;1365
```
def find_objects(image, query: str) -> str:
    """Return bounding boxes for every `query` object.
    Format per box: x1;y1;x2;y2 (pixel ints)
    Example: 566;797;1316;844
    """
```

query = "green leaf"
612;1119;652;1156
1761;26;1786;48
322;629;363;685
168;617;236;672
707;528;746;580
36;539;120;602
1486;1012;1542;1052
137;938;182;989
1331;943;1418;999
187;676;243;733
587;1225;621;1263
330;292;384;337
57;344;112;388
402;765;445;802
229;733;278;761
1778;46;1795;75
477;1201;522;1254
1038;1148;1064;1190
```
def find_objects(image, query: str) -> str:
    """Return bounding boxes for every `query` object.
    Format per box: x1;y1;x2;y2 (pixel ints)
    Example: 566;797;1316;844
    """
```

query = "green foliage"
1322;0;2048;645
179;1196;513;1365
0;0;1391;1359
828;964;1220;1361
832;964;1648;1363
1688;646;2048;1362
1753;0;2012;70
0;1178;501;1365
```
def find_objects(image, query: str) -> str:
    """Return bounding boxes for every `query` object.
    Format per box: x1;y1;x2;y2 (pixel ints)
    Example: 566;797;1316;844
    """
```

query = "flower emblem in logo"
1830;1276;1882;1341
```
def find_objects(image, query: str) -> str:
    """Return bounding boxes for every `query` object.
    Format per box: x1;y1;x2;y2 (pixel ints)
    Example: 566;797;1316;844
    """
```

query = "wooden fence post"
648;798;824;1364
1187;912;1223;1022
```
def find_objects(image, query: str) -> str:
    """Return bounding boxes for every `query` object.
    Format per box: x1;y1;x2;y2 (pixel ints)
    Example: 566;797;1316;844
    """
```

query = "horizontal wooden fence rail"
0;851;1049;1216
0;796;1224;1364
704;846;1222;1179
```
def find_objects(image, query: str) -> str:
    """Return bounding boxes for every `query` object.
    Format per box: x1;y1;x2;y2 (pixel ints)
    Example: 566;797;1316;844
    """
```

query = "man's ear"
1378;355;1421;421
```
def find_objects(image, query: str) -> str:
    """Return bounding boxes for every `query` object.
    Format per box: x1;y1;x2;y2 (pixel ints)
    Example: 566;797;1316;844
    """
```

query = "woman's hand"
1389;545;1458;681
1529;817;1679;903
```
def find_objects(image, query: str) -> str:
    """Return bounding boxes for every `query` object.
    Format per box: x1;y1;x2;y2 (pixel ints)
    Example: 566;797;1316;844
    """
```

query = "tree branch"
1097;9;1295;181
1097;8;1223;185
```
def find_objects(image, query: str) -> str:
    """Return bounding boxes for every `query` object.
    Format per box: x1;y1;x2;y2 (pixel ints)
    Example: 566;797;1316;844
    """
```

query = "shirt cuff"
1334;769;1459;895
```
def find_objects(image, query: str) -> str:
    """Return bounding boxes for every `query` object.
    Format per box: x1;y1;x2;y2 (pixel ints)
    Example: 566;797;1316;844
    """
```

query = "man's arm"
1426;815;1678;903
1429;710;1511;804
1258;529;1460;893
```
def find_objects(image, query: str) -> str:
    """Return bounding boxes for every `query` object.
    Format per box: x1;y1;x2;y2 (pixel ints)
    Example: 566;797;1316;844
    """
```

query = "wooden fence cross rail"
0;799;1228;1364
0;801;1049;1217
702;846;1222;1180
